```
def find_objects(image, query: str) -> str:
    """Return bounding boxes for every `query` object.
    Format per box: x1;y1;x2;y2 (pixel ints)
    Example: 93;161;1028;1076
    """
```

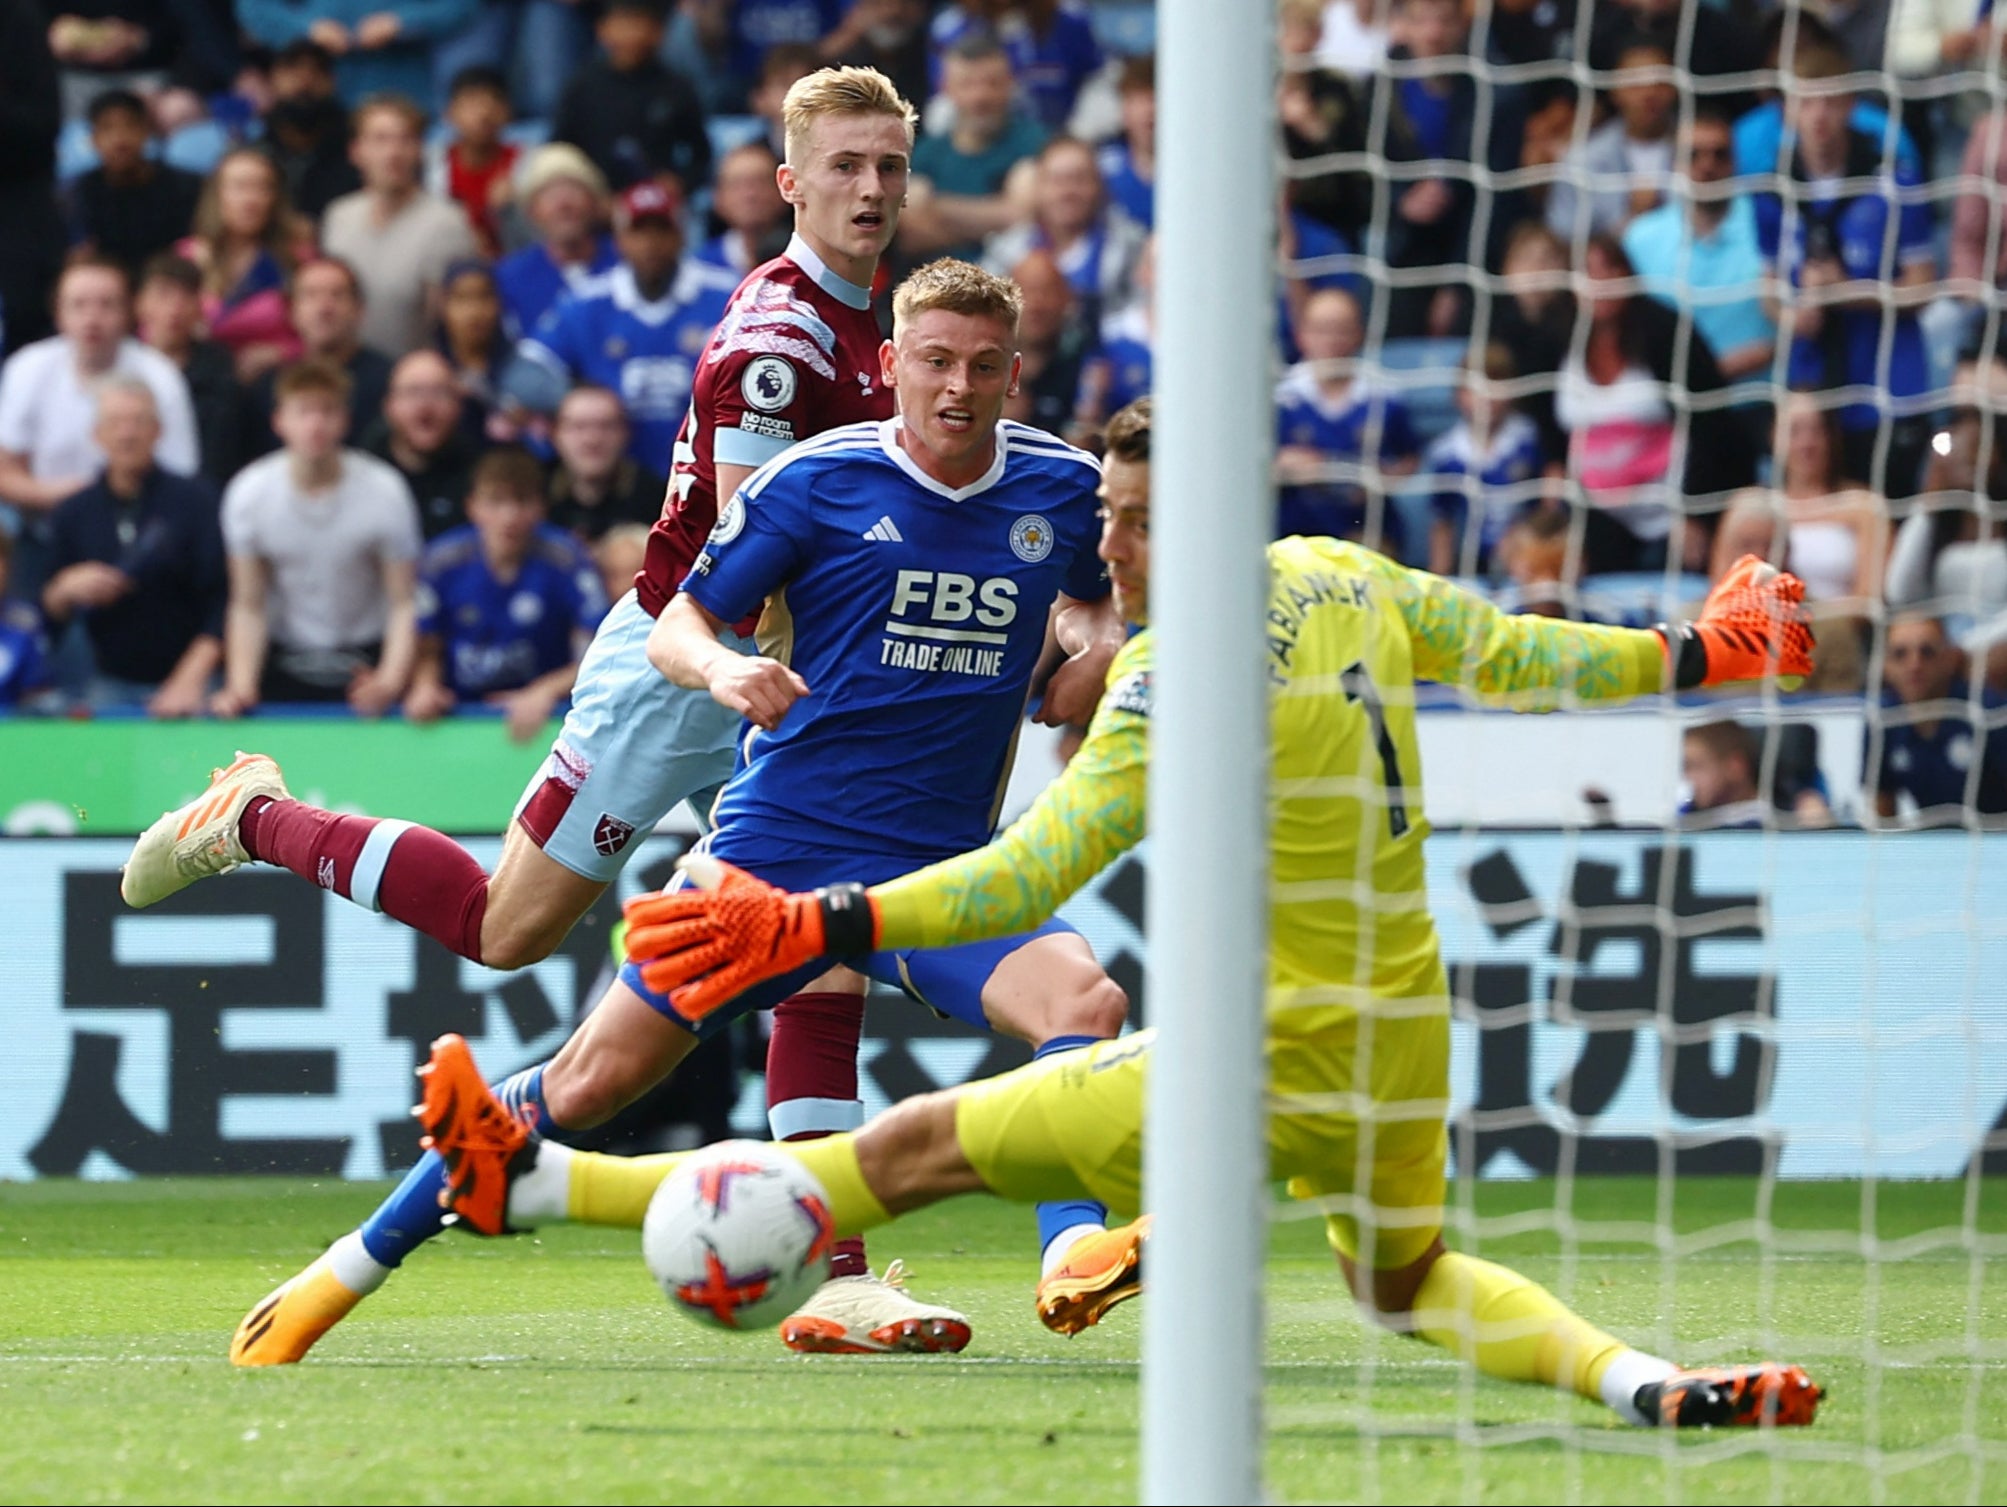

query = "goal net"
1144;0;2007;1497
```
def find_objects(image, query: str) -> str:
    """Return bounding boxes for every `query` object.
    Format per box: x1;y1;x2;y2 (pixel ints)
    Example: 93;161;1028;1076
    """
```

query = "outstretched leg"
1340;1239;1821;1428
122;754;610;970
230;983;698;1366
969;932;1128;1285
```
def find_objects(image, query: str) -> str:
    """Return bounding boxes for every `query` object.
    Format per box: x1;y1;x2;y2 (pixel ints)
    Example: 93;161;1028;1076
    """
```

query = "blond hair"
892;258;1022;337
781;65;917;165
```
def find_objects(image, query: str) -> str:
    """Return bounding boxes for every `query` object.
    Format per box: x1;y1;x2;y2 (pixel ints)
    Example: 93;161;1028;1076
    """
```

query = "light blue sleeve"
237;0;319;47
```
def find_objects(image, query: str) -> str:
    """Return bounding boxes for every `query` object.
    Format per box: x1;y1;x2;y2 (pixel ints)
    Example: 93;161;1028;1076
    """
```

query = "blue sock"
358;1152;451;1268
492;1064;559;1135
358;1064;556;1268
1031;1035;1108;1260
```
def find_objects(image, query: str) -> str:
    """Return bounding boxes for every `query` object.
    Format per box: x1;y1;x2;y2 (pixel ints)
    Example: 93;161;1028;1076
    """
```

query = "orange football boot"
230;1256;367;1366
1035;1216;1150;1337
1638;1362;1825;1427
415;1033;531;1236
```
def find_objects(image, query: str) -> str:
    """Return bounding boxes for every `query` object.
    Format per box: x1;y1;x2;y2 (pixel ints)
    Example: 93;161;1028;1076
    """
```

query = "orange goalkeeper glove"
621;854;878;1022
1656;555;1815;691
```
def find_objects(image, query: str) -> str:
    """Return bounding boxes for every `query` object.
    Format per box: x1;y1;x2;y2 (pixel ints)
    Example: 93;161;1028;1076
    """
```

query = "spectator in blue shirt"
1426;342;1549;578
982;135;1147;334
1865;613;2007;825
238;0;480;107
1278;194;1366;361
1677;721;1768;830
1070;234;1151;439
1370;0;1524;337
931;1;1103;132
430;2;587;125
494;145;619;341
1095;54;1154;230
729;0;845;84
41;376;224;714
903;34;1046;260
1752;42;1937;500
1622;105;1778;392
1274;285;1420;556
504;182;736;474
1735;10;1920;182
1678;720;1835;830
0;529;48;708
405;446;609;741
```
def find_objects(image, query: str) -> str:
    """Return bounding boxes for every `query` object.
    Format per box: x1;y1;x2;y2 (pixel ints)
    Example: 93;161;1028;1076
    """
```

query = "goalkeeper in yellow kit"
419;398;1823;1428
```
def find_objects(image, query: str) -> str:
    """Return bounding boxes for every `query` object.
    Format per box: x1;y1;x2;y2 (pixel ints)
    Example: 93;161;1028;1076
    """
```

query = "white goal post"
1138;0;1277;1502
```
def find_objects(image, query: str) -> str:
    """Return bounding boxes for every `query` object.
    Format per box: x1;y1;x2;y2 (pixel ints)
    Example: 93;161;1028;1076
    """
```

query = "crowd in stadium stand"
0;0;2001;826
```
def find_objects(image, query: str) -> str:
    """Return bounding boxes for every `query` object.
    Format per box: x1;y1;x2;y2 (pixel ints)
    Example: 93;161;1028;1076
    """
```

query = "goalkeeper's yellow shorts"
952;1014;1449;1271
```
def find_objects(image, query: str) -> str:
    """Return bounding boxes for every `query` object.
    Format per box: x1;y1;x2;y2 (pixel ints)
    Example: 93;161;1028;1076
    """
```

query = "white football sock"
324;1230;391;1296
1040;1223;1107;1277
1599;1346;1679;1426
506;1140;575;1226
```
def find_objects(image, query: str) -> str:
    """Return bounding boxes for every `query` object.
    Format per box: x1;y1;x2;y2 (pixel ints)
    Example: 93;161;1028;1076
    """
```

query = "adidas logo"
862;516;904;543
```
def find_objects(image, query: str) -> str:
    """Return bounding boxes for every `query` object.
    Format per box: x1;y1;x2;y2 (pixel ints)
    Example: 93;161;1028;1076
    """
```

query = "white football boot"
779;1259;972;1354
121;751;290;908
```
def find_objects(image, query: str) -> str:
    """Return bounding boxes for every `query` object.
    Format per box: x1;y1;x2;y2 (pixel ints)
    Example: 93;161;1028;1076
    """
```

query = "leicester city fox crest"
1009;514;1055;563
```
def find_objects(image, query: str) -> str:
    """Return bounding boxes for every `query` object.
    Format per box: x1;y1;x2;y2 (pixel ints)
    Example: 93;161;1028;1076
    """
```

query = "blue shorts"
513;591;746;882
618;831;1080;1039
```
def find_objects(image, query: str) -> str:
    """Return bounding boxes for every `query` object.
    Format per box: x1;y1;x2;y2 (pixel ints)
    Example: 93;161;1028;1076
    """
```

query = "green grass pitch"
1;1177;1999;1504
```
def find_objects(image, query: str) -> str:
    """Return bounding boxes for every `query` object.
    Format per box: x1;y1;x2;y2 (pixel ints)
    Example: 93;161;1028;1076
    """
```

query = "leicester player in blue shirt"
625;260;1127;1344
505;183;738;473
405;447;609;742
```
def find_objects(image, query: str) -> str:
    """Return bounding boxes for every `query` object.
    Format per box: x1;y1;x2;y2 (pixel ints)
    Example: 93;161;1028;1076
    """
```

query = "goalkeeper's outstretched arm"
1345;545;1811;708
624;551;1808;1014
869;658;1150;951
622;647;1152;1013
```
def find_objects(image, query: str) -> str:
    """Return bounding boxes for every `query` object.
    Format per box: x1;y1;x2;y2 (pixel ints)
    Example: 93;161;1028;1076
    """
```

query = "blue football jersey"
930;2;1103;130
1753;130;1934;424
493;236;620;339
519;260;738;473
1426;410;1547;565
683;418;1108;858
1083;305;1153;420
1098;140;1153;230
0;600;48;708
416;524;609;699
1275;364;1420;546
1865;682;2007;818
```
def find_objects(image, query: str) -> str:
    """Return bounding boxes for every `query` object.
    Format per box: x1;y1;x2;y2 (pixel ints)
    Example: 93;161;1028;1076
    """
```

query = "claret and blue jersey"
681;417;1108;860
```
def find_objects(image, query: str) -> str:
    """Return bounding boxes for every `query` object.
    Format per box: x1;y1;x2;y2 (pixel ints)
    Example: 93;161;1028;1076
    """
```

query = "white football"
642;1140;835;1330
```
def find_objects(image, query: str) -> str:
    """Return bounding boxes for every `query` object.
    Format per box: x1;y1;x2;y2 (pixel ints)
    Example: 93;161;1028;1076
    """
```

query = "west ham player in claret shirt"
121;68;1100;1365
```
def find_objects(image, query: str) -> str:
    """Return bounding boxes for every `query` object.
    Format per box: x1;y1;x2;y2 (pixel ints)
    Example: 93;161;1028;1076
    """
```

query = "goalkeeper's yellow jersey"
871;537;1667;1042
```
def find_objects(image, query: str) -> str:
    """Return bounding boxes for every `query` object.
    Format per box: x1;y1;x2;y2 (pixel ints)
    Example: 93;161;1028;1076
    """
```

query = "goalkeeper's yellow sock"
520;1138;891;1236
565;1147;690;1228
1409;1252;1674;1423
777;1135;891;1236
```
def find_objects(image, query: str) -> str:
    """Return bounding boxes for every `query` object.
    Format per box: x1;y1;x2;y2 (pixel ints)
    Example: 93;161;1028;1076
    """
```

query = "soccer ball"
642;1141;835;1331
